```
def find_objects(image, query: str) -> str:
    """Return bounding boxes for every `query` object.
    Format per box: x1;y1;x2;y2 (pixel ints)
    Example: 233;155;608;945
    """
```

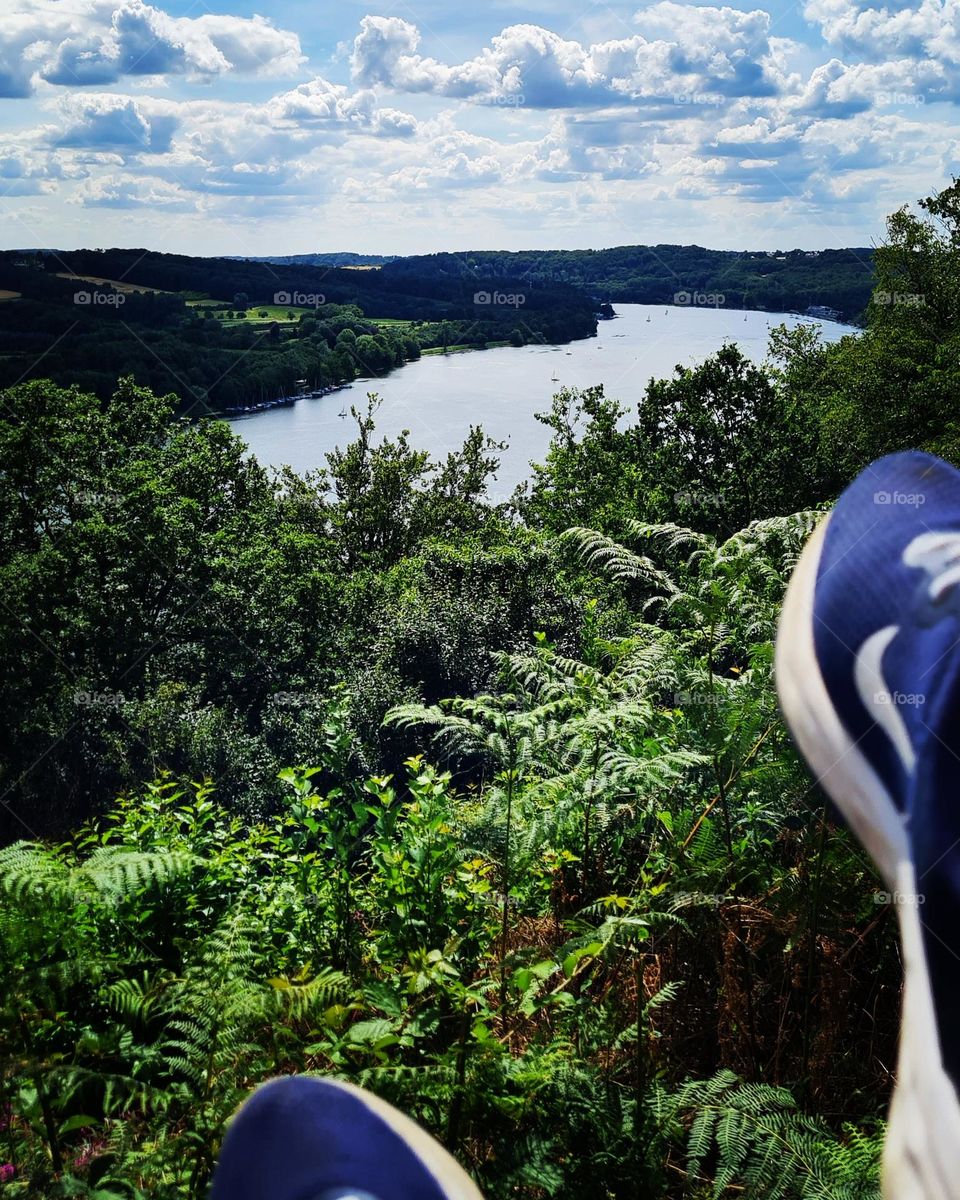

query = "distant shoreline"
217;302;860;423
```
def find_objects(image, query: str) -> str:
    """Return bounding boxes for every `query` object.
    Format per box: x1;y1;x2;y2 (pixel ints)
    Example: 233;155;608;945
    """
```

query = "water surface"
228;303;857;499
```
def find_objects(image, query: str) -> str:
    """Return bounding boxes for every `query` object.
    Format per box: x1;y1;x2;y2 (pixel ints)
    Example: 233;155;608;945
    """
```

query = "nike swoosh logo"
904;531;960;611
854;625;916;774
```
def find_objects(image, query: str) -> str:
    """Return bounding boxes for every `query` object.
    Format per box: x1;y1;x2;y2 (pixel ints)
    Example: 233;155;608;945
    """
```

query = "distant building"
805;304;842;321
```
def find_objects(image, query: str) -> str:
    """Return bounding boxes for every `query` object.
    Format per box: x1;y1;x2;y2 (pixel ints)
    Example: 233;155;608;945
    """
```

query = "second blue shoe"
210;1075;484;1200
776;449;960;1200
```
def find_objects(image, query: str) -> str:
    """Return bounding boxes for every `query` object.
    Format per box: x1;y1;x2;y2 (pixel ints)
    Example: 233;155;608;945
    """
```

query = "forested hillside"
4;248;601;331
0;236;873;420
0;254;597;413
383;244;875;323
233;253;397;268
1;183;958;1199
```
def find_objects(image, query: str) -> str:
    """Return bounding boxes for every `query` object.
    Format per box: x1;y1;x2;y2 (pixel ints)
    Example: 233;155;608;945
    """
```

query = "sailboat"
338;408;347;418
550;371;560;383
646;314;651;322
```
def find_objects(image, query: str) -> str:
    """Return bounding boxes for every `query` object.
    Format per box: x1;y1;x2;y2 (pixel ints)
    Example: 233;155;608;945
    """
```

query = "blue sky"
0;0;957;255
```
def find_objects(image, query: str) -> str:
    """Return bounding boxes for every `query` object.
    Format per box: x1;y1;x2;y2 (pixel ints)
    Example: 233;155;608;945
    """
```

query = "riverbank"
218;382;352;417
421;339;513;356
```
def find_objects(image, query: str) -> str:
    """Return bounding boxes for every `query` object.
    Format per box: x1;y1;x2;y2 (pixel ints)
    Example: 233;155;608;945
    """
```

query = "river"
227;303;858;500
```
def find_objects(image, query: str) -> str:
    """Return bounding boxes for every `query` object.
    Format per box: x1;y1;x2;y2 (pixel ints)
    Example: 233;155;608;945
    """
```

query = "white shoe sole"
776;514;960;1200
775;514;908;888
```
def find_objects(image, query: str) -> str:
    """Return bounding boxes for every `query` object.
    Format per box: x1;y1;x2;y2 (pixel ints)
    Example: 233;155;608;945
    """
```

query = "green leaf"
562;942;603;978
59;1114;99;1135
347;1018;396;1044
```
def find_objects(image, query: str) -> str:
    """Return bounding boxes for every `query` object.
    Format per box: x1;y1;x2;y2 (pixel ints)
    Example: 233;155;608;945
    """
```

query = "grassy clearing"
195;304;311;326
422;341;510;355
55;273;170;295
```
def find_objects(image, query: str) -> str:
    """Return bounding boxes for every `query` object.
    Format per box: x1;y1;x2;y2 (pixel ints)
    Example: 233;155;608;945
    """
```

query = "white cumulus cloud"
350;9;789;109
0;0;305;94
46;94;179;153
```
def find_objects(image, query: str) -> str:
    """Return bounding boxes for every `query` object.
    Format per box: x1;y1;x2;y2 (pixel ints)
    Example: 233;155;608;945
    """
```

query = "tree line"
384;244;875;323
0;262;579;414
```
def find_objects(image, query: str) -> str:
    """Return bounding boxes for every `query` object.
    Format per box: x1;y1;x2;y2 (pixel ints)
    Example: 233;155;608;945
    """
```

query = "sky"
0;0;957;256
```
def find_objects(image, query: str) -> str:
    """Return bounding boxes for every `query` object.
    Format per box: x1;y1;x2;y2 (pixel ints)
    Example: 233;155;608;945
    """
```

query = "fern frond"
562;526;680;593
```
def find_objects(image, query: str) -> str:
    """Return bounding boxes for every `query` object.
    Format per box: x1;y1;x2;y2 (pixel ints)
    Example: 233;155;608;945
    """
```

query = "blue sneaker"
210;1076;484;1200
776;449;960;1199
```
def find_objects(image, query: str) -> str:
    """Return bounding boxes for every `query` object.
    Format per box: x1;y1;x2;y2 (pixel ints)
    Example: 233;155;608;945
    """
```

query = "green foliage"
326;396;505;570
520;385;639;534
0;499;893;1198
675;1071;882;1199
520;351;829;539
17;183;960;1197
0;379;521;836
633;346;825;536
781;178;960;478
